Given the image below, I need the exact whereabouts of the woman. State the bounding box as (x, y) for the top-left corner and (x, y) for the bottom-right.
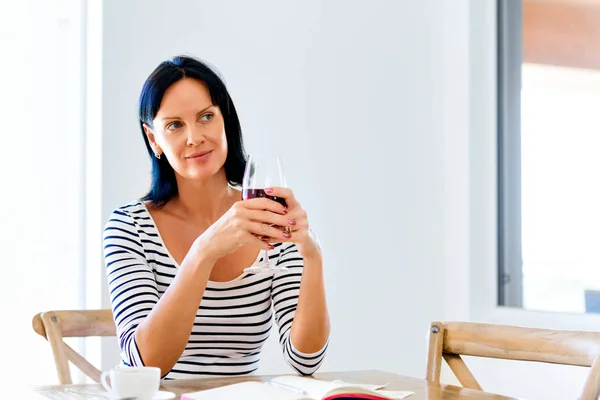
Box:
(103, 55), (330, 380)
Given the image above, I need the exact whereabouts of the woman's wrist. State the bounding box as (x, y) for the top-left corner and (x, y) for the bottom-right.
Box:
(301, 244), (322, 264)
(187, 237), (218, 272)
(298, 235), (322, 260)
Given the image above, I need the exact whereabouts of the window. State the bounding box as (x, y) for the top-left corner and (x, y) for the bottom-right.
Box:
(498, 0), (600, 313)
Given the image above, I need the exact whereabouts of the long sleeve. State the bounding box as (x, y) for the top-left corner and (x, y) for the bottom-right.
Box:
(103, 207), (159, 367)
(271, 243), (328, 375)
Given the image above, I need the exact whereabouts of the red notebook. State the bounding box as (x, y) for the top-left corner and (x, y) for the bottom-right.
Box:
(180, 376), (413, 400)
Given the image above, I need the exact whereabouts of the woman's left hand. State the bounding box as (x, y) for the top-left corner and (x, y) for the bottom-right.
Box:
(264, 187), (321, 259)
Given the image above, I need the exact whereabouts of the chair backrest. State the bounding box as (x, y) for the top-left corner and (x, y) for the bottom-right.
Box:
(425, 321), (600, 400)
(32, 309), (116, 384)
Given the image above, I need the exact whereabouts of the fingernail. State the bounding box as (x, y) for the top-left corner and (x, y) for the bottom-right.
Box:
(288, 219), (296, 226)
(268, 244), (275, 250)
(265, 188), (273, 194)
(282, 208), (288, 214)
(283, 232), (292, 239)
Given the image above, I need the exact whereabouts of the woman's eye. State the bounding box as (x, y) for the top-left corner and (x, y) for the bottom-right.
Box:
(200, 113), (214, 122)
(166, 122), (182, 130)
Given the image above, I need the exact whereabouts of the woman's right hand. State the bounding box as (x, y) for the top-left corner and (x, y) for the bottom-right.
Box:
(195, 198), (293, 262)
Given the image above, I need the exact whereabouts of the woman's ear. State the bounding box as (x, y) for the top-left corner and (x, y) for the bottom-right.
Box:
(143, 123), (163, 158)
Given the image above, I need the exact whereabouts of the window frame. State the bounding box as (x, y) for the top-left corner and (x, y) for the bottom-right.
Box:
(496, 0), (524, 308)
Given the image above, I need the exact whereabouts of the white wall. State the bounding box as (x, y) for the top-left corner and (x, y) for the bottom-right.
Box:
(0, 0), (86, 385)
(100, 0), (446, 378)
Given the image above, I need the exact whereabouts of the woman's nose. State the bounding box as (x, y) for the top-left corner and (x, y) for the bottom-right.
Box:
(186, 124), (206, 146)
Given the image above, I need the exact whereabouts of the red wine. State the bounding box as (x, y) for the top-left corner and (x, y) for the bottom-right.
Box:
(243, 188), (287, 207)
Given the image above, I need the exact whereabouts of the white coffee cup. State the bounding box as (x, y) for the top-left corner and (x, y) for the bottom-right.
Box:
(100, 366), (160, 400)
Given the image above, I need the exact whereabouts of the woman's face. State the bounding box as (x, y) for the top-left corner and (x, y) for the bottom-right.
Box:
(144, 78), (228, 182)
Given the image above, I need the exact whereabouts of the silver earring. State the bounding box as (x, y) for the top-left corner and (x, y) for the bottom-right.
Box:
(155, 152), (161, 160)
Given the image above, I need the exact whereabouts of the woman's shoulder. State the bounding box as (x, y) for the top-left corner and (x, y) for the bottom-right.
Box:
(107, 199), (148, 219)
(104, 199), (148, 230)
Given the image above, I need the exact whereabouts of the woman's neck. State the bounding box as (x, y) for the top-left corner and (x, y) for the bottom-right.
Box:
(171, 170), (239, 225)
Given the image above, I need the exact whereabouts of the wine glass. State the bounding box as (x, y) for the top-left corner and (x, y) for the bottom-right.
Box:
(242, 155), (289, 273)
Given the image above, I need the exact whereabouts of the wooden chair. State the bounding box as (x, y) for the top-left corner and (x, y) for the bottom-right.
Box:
(425, 321), (600, 400)
(32, 309), (116, 384)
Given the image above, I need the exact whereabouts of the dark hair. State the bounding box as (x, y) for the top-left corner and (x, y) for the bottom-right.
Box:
(138, 55), (246, 208)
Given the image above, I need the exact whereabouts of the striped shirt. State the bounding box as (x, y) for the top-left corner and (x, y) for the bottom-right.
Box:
(103, 200), (328, 379)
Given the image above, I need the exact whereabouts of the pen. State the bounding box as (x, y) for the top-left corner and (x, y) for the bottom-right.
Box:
(265, 380), (308, 395)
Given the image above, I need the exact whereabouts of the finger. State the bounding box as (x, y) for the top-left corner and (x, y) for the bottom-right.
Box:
(285, 219), (308, 233)
(245, 232), (275, 250)
(242, 197), (288, 214)
(280, 220), (309, 234)
(264, 187), (299, 208)
(247, 221), (292, 242)
(285, 208), (307, 223)
(283, 208), (308, 230)
(246, 209), (292, 228)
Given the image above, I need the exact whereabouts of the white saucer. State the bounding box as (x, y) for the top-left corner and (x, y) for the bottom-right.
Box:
(154, 391), (176, 400)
